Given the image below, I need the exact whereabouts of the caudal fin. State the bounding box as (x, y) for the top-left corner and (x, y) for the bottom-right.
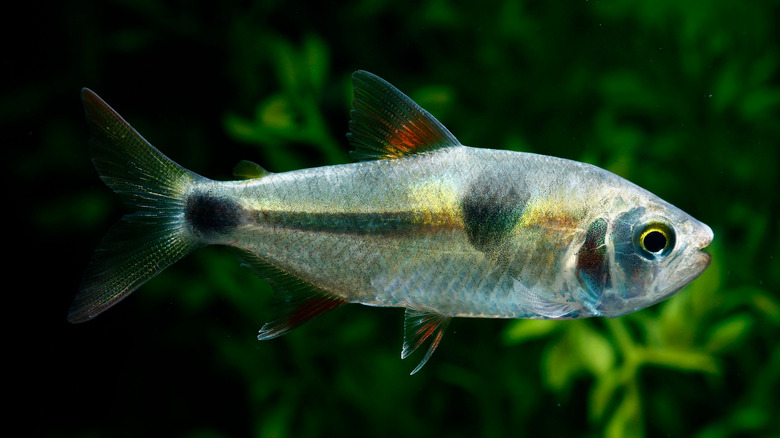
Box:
(69, 89), (204, 323)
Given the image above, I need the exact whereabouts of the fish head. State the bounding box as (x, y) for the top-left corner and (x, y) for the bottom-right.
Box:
(576, 192), (713, 318)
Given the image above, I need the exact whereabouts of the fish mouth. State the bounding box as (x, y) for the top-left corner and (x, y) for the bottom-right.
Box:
(659, 222), (713, 299)
(683, 223), (713, 285)
(696, 250), (712, 270)
(696, 223), (714, 264)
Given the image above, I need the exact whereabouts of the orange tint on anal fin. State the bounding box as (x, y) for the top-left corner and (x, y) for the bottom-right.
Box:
(347, 70), (461, 161)
(257, 293), (348, 341)
(235, 250), (349, 340)
(402, 308), (452, 375)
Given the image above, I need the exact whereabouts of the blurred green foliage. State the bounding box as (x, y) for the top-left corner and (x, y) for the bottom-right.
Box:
(9, 0), (780, 437)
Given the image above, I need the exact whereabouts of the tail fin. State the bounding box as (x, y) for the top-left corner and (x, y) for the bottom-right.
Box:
(69, 89), (204, 323)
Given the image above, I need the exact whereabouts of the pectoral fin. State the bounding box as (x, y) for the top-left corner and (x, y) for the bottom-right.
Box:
(402, 308), (451, 375)
(511, 277), (576, 319)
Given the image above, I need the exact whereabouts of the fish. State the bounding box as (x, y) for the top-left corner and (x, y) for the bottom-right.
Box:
(70, 70), (713, 374)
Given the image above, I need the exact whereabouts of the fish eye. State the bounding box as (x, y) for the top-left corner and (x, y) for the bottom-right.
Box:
(643, 230), (667, 253)
(635, 221), (676, 259)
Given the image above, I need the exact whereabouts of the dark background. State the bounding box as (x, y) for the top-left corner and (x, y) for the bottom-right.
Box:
(6, 1), (779, 437)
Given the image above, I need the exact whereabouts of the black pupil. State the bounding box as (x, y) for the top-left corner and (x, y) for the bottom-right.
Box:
(644, 231), (667, 253)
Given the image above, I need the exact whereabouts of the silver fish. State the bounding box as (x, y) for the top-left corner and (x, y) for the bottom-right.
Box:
(70, 71), (713, 374)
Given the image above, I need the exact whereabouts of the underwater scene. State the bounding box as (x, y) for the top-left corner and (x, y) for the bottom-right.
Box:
(9, 1), (779, 437)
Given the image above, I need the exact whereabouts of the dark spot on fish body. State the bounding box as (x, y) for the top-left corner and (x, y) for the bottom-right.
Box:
(461, 178), (528, 254)
(185, 192), (243, 237)
(576, 218), (611, 300)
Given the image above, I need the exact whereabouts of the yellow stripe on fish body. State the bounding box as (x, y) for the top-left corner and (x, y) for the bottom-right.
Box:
(72, 70), (713, 375)
(407, 176), (464, 229)
(512, 195), (590, 261)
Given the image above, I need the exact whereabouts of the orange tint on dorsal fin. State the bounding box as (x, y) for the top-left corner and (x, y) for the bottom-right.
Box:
(347, 70), (461, 161)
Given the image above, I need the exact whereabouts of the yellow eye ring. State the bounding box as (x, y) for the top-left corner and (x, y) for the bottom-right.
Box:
(635, 221), (676, 259)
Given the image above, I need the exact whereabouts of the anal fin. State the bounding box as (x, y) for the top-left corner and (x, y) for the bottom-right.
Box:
(235, 250), (348, 340)
(402, 308), (452, 375)
(257, 291), (347, 340)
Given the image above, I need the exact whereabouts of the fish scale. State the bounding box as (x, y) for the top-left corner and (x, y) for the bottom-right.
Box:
(70, 70), (713, 374)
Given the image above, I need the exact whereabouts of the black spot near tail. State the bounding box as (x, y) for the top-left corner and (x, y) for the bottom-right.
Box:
(185, 192), (242, 237)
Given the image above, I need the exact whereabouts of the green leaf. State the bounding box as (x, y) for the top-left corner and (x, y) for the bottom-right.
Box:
(605, 389), (643, 438)
(503, 319), (561, 344)
(572, 323), (616, 377)
(590, 373), (621, 422)
(740, 88), (780, 120)
(257, 94), (296, 131)
(641, 348), (719, 375)
(542, 334), (582, 391)
(704, 313), (753, 353)
(303, 34), (329, 94)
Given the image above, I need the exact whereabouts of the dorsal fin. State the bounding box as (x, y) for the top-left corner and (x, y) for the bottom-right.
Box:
(347, 70), (461, 161)
(402, 308), (452, 375)
(233, 160), (272, 180)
